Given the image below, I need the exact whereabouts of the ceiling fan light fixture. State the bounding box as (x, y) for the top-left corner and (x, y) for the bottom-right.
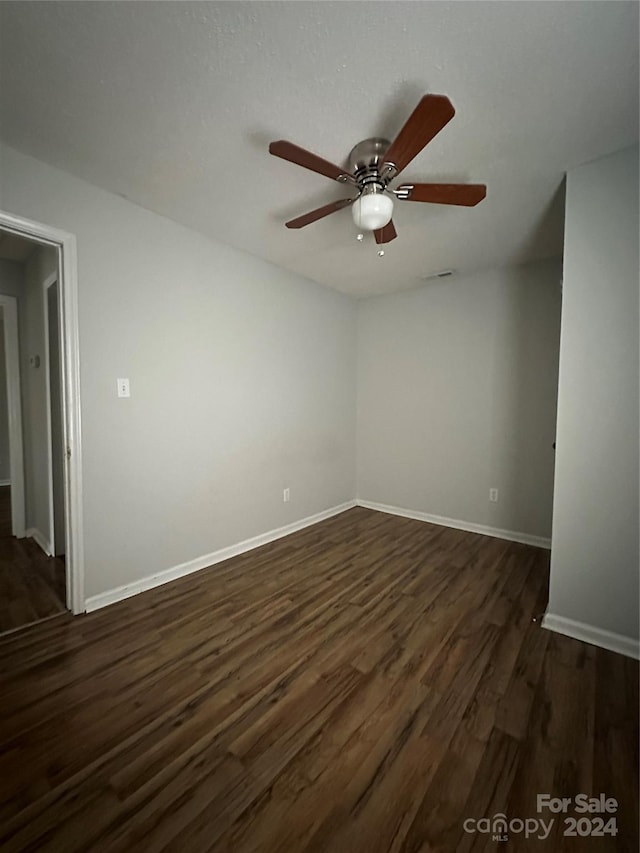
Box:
(352, 188), (394, 231)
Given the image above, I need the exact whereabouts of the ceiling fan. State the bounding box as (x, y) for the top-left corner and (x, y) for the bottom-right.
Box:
(269, 94), (486, 245)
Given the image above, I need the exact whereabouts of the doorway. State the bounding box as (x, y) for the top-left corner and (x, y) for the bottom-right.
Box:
(0, 242), (67, 631)
(0, 210), (84, 628)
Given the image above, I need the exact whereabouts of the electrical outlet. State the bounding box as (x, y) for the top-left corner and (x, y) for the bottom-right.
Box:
(489, 488), (499, 503)
(117, 378), (130, 398)
(283, 488), (290, 503)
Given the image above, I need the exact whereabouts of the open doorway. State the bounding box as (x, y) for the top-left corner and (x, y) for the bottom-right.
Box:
(0, 235), (66, 631)
(0, 213), (83, 632)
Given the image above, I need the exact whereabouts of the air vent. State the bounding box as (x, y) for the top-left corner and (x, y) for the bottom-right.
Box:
(423, 269), (456, 281)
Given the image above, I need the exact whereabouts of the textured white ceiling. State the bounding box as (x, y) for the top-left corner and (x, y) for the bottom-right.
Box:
(0, 1), (637, 296)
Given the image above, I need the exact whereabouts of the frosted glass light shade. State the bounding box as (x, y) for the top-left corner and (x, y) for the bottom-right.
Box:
(352, 192), (394, 231)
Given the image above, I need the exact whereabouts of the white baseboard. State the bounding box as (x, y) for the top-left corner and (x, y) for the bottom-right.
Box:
(85, 500), (357, 613)
(542, 612), (639, 660)
(0, 478), (11, 487)
(26, 527), (53, 557)
(356, 499), (551, 549)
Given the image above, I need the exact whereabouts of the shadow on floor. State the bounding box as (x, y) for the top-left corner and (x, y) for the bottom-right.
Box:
(0, 485), (66, 634)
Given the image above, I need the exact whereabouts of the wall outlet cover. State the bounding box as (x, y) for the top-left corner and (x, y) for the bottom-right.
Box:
(117, 378), (130, 398)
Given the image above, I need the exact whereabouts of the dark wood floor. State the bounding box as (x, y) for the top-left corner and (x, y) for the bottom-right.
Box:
(0, 507), (637, 852)
(0, 486), (66, 634)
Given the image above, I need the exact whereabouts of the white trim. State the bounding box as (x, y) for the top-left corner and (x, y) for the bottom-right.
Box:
(0, 479), (11, 487)
(0, 294), (25, 538)
(0, 210), (84, 614)
(26, 526), (53, 557)
(85, 501), (356, 612)
(42, 270), (57, 557)
(356, 499), (552, 549)
(542, 612), (640, 660)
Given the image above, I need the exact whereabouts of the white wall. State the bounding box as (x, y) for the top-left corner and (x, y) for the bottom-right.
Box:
(0, 309), (9, 482)
(357, 259), (562, 540)
(0, 260), (26, 486)
(548, 145), (639, 646)
(0, 144), (357, 599)
(0, 258), (23, 300)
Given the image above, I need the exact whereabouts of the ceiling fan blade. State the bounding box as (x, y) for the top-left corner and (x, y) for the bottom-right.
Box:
(374, 220), (397, 244)
(382, 95), (455, 177)
(397, 183), (487, 206)
(270, 140), (354, 183)
(285, 197), (355, 229)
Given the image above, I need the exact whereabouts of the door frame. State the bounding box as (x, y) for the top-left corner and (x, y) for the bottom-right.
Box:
(0, 209), (84, 614)
(42, 271), (58, 557)
(0, 294), (25, 539)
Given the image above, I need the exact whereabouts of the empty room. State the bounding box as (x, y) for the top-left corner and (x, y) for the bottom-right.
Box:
(0, 2), (637, 852)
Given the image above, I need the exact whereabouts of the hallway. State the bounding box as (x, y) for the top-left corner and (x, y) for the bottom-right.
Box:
(0, 485), (66, 634)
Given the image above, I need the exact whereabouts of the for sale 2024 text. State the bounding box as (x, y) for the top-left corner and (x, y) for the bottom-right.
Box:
(537, 793), (618, 840)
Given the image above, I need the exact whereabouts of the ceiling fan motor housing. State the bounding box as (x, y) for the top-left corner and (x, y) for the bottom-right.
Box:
(349, 137), (391, 194)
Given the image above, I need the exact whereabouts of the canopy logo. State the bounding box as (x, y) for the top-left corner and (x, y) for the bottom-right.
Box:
(463, 814), (553, 842)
